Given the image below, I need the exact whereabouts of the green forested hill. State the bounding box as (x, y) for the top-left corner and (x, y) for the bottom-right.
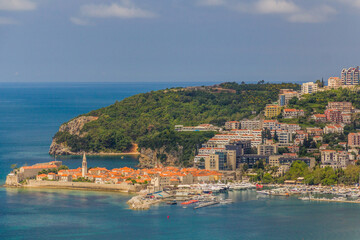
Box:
(278, 87), (360, 128)
(289, 87), (360, 113)
(52, 82), (299, 162)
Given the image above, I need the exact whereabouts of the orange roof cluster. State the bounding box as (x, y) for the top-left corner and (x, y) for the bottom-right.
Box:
(284, 108), (303, 112)
(263, 120), (278, 123)
(313, 114), (326, 117)
(35, 163), (222, 184)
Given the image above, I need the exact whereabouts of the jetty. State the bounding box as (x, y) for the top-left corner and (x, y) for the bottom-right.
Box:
(194, 201), (220, 209)
(308, 198), (360, 204)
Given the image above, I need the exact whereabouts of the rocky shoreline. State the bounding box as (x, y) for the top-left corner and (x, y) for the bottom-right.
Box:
(127, 195), (162, 210)
(49, 115), (183, 168)
(49, 115), (141, 156)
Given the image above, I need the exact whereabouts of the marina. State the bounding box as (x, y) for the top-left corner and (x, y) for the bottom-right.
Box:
(255, 185), (360, 205)
(127, 182), (360, 212)
(127, 182), (256, 210)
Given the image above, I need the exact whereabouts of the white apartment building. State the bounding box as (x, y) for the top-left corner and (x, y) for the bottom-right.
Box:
(323, 124), (344, 134)
(321, 150), (351, 169)
(301, 82), (318, 94)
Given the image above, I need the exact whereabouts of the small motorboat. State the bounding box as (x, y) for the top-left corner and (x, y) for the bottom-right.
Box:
(166, 200), (177, 205)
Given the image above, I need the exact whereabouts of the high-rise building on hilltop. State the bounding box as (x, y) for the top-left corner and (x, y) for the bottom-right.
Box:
(341, 66), (360, 85)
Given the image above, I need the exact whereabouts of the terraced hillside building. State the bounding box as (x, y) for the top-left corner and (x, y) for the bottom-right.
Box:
(240, 120), (262, 130)
(348, 132), (360, 147)
(225, 121), (240, 130)
(327, 102), (353, 113)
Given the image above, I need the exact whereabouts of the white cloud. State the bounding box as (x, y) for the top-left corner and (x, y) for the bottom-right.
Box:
(0, 16), (18, 24)
(70, 17), (90, 26)
(0, 0), (36, 11)
(197, 0), (336, 23)
(80, 3), (157, 19)
(287, 5), (336, 23)
(255, 0), (299, 14)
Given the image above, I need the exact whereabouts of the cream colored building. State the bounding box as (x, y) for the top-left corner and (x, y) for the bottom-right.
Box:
(205, 150), (236, 171)
(301, 82), (318, 94)
(269, 155), (282, 167)
(328, 77), (341, 89)
(205, 154), (220, 171)
(257, 144), (278, 156)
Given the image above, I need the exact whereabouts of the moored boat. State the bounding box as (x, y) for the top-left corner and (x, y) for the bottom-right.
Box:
(181, 200), (199, 205)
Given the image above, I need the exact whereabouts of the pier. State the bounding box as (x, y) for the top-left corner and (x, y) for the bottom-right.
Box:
(194, 201), (220, 209)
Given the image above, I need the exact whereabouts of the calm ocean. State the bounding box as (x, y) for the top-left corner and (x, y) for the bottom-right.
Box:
(1, 82), (360, 240)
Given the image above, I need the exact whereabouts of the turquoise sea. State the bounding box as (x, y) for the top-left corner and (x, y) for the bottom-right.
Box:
(1, 82), (360, 240)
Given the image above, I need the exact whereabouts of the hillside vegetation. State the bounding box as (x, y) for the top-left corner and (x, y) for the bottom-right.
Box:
(278, 87), (360, 128)
(289, 87), (360, 114)
(52, 82), (299, 164)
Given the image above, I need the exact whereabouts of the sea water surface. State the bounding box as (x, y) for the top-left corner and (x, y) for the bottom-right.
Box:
(1, 82), (360, 240)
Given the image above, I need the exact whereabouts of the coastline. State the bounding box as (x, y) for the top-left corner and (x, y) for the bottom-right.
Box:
(82, 152), (140, 156)
(2, 184), (135, 194)
(53, 151), (141, 156)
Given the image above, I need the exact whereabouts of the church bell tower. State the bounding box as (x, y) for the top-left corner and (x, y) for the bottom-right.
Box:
(82, 152), (87, 177)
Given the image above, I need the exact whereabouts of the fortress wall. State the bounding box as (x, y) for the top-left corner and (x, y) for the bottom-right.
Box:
(5, 174), (19, 186)
(27, 180), (144, 192)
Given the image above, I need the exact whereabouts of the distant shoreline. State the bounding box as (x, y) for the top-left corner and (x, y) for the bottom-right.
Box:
(84, 152), (140, 156)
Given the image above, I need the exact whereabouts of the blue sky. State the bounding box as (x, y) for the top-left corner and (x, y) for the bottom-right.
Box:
(0, 0), (360, 83)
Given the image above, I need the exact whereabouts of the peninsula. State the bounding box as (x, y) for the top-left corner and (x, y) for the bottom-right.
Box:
(49, 82), (299, 167)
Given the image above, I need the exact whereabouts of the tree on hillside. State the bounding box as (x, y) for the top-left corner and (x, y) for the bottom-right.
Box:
(274, 130), (279, 142)
(253, 159), (265, 170)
